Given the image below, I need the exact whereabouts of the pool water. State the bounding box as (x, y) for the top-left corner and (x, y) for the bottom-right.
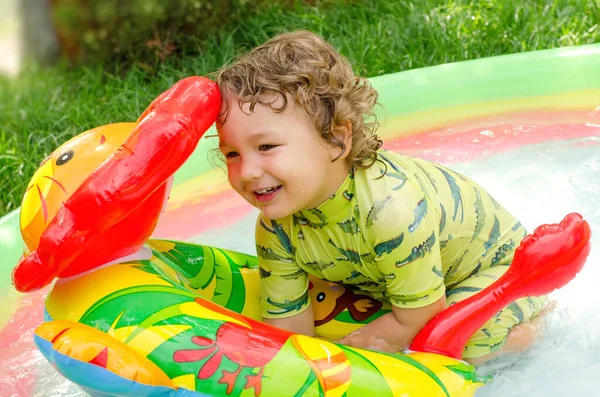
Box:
(2, 115), (599, 397)
(462, 137), (600, 397)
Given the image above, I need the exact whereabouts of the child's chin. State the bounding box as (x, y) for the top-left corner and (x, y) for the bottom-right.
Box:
(259, 205), (294, 220)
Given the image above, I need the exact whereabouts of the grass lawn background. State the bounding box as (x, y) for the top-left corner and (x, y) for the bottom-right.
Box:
(0, 0), (598, 216)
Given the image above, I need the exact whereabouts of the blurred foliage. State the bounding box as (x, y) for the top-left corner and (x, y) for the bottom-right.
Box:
(3, 0), (599, 215)
(50, 0), (325, 67)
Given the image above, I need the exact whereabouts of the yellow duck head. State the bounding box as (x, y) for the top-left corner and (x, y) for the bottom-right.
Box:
(20, 123), (138, 254)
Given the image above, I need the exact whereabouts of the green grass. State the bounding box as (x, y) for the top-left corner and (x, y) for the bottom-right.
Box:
(1, 0), (599, 216)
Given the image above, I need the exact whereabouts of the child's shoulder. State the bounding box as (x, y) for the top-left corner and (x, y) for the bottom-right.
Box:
(358, 149), (479, 197)
(354, 150), (430, 195)
(353, 151), (430, 219)
(358, 150), (435, 177)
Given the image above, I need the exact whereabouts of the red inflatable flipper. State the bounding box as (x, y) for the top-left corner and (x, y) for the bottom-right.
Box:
(410, 212), (592, 359)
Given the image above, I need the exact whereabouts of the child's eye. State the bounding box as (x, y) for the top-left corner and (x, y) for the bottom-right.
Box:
(259, 144), (278, 151)
(224, 151), (239, 159)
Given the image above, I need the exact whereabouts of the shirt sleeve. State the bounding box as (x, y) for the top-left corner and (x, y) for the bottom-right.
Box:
(255, 214), (311, 319)
(366, 179), (445, 309)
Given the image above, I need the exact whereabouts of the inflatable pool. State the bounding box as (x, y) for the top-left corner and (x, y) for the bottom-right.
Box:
(1, 43), (599, 396)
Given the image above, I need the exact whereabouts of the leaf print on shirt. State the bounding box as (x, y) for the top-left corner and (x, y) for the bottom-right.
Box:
(525, 297), (540, 312)
(490, 193), (501, 210)
(328, 239), (373, 265)
(472, 187), (486, 242)
(383, 272), (396, 280)
(343, 190), (354, 201)
(408, 198), (428, 232)
(260, 219), (296, 255)
(266, 293), (309, 315)
(512, 221), (527, 237)
(259, 268), (272, 279)
(391, 281), (444, 305)
(257, 245), (293, 263)
(395, 231), (437, 268)
(338, 218), (360, 234)
(379, 153), (408, 191)
(445, 286), (482, 298)
(440, 234), (453, 249)
(445, 249), (470, 280)
(435, 165), (464, 223)
(373, 233), (405, 256)
(507, 302), (524, 322)
(294, 209), (328, 229)
(483, 215), (501, 254)
(345, 270), (364, 282)
(355, 280), (382, 289)
(461, 261), (482, 281)
(439, 204), (447, 232)
(365, 195), (393, 227)
(490, 239), (516, 267)
(307, 208), (329, 227)
(413, 161), (439, 193)
(303, 260), (335, 271)
(281, 268), (306, 280)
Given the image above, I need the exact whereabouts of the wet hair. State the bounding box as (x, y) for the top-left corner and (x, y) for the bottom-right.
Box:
(215, 30), (382, 168)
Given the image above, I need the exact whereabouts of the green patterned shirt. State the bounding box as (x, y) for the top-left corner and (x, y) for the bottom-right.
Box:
(256, 150), (525, 319)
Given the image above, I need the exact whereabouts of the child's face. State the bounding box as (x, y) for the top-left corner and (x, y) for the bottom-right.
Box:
(217, 91), (349, 219)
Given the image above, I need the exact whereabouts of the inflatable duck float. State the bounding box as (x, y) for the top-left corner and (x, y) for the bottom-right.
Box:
(11, 76), (592, 397)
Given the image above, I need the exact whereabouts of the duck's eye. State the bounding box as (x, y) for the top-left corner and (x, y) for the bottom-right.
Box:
(56, 150), (74, 166)
(316, 292), (326, 302)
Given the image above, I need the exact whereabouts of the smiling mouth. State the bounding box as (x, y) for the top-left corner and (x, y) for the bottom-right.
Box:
(253, 185), (282, 203)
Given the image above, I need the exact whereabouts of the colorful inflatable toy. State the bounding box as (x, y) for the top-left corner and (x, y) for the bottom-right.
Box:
(12, 76), (221, 293)
(11, 76), (592, 397)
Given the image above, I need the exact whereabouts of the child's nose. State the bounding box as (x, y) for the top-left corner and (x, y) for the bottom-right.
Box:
(240, 158), (264, 181)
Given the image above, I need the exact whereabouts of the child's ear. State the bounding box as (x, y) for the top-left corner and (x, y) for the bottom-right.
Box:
(330, 122), (352, 161)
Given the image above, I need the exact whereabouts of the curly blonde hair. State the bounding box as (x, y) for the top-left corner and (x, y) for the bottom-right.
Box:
(216, 30), (382, 168)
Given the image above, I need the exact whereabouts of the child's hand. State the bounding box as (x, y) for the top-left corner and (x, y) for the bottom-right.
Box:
(338, 331), (400, 353)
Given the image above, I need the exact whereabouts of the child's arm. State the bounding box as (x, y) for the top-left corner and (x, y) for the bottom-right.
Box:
(347, 179), (447, 352)
(256, 215), (316, 336)
(264, 309), (316, 336)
